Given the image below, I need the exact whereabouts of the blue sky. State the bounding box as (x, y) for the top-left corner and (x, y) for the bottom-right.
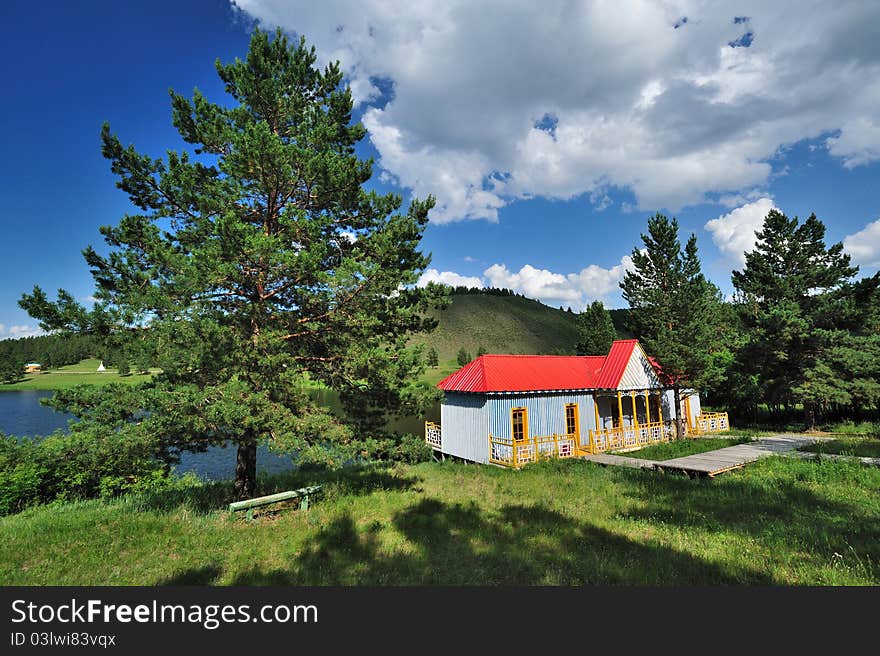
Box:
(2, 1), (879, 338)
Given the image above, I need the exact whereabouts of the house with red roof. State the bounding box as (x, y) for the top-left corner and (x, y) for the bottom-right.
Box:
(425, 339), (725, 468)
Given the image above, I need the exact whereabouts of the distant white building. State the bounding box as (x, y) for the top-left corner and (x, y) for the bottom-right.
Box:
(97, 361), (106, 372)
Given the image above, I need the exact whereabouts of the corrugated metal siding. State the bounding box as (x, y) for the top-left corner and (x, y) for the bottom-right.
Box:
(688, 394), (701, 421)
(617, 346), (661, 391)
(440, 393), (490, 464)
(665, 390), (678, 419)
(488, 392), (596, 447)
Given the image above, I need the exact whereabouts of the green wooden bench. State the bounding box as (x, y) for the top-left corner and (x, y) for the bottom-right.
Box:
(228, 485), (322, 521)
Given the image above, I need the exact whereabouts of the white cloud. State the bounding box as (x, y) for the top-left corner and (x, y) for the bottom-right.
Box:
(233, 1), (880, 222)
(483, 255), (633, 309)
(0, 324), (44, 340)
(844, 218), (880, 268)
(417, 268), (484, 289)
(704, 197), (776, 266)
(826, 118), (880, 169)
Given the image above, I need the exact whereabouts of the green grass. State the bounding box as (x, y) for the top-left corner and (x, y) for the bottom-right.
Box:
(1, 456), (878, 585)
(0, 358), (155, 391)
(799, 438), (880, 459)
(822, 421), (880, 437)
(613, 436), (753, 461)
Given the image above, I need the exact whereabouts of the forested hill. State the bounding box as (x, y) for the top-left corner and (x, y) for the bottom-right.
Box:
(415, 292), (632, 364)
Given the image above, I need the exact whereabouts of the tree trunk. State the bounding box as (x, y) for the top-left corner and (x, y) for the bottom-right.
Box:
(234, 434), (257, 500)
(804, 405), (816, 432)
(673, 385), (683, 440)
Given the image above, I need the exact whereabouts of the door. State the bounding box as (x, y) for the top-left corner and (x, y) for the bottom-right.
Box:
(564, 403), (580, 451)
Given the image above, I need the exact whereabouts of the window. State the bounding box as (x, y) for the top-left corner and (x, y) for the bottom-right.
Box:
(511, 408), (527, 443)
(565, 403), (579, 437)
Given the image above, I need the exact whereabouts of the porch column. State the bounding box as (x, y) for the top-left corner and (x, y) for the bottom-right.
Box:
(616, 391), (624, 428)
(630, 391), (638, 429)
(593, 395), (601, 430)
(657, 393), (664, 424)
(644, 390), (651, 424)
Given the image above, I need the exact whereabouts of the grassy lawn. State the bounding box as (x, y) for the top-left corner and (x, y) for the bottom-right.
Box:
(613, 436), (754, 461)
(799, 438), (880, 459)
(1, 456), (878, 585)
(0, 358), (156, 391)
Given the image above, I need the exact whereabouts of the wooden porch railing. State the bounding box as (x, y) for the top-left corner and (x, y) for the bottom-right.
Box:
(587, 420), (675, 454)
(425, 421), (442, 449)
(488, 432), (579, 468)
(691, 412), (730, 435)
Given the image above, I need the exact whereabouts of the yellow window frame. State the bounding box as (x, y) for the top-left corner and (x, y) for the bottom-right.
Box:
(511, 407), (528, 443)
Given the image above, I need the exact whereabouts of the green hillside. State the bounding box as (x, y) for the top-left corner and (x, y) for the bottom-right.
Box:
(417, 294), (579, 362)
(414, 293), (632, 384)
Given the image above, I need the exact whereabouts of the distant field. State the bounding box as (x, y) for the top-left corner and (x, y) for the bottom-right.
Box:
(0, 358), (156, 391)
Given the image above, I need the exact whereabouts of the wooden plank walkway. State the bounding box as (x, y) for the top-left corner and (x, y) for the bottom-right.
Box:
(581, 453), (659, 470)
(583, 434), (830, 477)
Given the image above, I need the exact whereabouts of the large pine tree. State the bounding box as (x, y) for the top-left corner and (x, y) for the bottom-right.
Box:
(20, 29), (447, 498)
(731, 209), (876, 426)
(620, 213), (721, 437)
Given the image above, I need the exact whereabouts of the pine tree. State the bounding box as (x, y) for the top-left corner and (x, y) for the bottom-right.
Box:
(575, 300), (616, 355)
(477, 345), (488, 357)
(20, 29), (447, 498)
(426, 346), (439, 368)
(457, 348), (472, 367)
(620, 213), (721, 438)
(731, 209), (871, 427)
(0, 359), (23, 384)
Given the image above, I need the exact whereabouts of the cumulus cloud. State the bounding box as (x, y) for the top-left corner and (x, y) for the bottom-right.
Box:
(417, 268), (484, 289)
(232, 1), (880, 222)
(483, 255), (633, 309)
(0, 324), (44, 340)
(704, 197), (776, 266)
(844, 218), (880, 268)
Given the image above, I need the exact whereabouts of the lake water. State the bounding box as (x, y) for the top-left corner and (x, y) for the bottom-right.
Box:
(0, 389), (439, 481)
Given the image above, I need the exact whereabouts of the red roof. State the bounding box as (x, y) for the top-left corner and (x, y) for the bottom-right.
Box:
(437, 339), (659, 393)
(437, 354), (606, 393)
(593, 339), (638, 389)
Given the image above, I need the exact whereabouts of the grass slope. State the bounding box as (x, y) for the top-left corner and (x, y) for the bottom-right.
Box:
(2, 457), (878, 585)
(418, 294), (582, 363)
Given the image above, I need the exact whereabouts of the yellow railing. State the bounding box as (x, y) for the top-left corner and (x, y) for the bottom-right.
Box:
(425, 421), (442, 449)
(587, 420), (675, 454)
(691, 412), (730, 435)
(488, 433), (579, 468)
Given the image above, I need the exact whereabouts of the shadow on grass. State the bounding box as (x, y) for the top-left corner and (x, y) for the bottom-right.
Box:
(221, 497), (773, 585)
(160, 565), (223, 585)
(131, 462), (422, 515)
(617, 463), (880, 573)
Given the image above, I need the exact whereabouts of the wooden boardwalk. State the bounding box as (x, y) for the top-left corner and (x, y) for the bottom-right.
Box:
(583, 434), (829, 477)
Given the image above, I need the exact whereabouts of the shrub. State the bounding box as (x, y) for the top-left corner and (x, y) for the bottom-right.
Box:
(0, 427), (172, 515)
